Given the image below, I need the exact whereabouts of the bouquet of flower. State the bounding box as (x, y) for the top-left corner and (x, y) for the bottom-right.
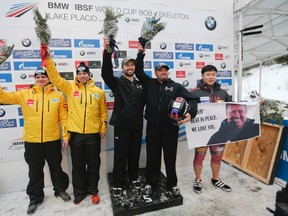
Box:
(99, 7), (123, 53)
(247, 90), (288, 125)
(33, 7), (51, 67)
(0, 39), (14, 65)
(138, 13), (166, 47)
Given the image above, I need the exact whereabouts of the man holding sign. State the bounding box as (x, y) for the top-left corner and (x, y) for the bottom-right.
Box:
(190, 65), (232, 194)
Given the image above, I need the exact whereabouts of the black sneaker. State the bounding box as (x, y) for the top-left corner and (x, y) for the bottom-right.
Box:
(27, 203), (41, 215)
(112, 187), (123, 197)
(55, 191), (71, 201)
(193, 179), (202, 194)
(171, 186), (181, 196)
(211, 179), (232, 192)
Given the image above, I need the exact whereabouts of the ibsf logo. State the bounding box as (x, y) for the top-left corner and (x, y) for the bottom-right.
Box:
(205, 16), (217, 31)
(6, 2), (38, 17)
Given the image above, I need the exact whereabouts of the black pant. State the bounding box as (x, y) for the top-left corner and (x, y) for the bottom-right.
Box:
(145, 123), (179, 190)
(113, 126), (142, 187)
(24, 140), (69, 205)
(69, 132), (101, 202)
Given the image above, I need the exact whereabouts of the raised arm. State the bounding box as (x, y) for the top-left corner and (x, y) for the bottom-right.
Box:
(101, 37), (117, 91)
(45, 49), (70, 95)
(0, 86), (22, 105)
(134, 44), (149, 84)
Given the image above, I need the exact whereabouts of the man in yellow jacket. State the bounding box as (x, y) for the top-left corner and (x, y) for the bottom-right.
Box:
(0, 69), (70, 215)
(45, 51), (108, 205)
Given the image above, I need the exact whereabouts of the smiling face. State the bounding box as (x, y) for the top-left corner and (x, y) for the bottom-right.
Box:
(35, 75), (50, 86)
(202, 70), (217, 86)
(122, 60), (135, 77)
(155, 67), (169, 83)
(226, 104), (248, 128)
(77, 71), (90, 84)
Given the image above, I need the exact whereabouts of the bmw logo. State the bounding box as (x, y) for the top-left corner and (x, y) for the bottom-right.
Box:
(182, 80), (189, 87)
(160, 42), (167, 50)
(205, 16), (217, 31)
(80, 51), (85, 56)
(220, 62), (226, 69)
(22, 38), (31, 47)
(125, 17), (130, 22)
(20, 73), (27, 79)
(199, 53), (203, 58)
(218, 45), (222, 50)
(109, 92), (114, 97)
(179, 62), (183, 67)
(0, 108), (6, 117)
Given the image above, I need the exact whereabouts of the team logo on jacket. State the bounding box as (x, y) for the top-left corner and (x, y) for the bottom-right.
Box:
(51, 98), (60, 102)
(26, 99), (34, 106)
(73, 90), (80, 98)
(94, 93), (100, 98)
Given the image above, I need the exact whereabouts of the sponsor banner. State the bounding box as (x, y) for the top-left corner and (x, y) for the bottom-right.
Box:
(74, 39), (100, 48)
(196, 44), (213, 52)
(15, 84), (32, 91)
(128, 40), (151, 49)
(0, 62), (11, 71)
(13, 62), (42, 71)
(217, 78), (232, 85)
(215, 53), (224, 60)
(118, 51), (128, 58)
(196, 62), (205, 69)
(50, 38), (72, 47)
(50, 50), (73, 59)
(113, 71), (122, 78)
(106, 102), (114, 110)
(175, 43), (194, 50)
(12, 50), (40, 59)
(59, 72), (74, 80)
(88, 61), (101, 69)
(175, 52), (194, 60)
(144, 71), (152, 77)
(0, 74), (12, 83)
(95, 81), (102, 89)
(17, 107), (22, 116)
(153, 52), (174, 59)
(76, 50), (98, 59)
(197, 53), (212, 60)
(19, 118), (24, 127)
(144, 61), (152, 69)
(176, 70), (186, 78)
(186, 102), (260, 149)
(0, 119), (17, 129)
(217, 70), (232, 77)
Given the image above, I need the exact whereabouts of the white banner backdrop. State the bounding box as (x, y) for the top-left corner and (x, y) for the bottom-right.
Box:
(0, 0), (233, 162)
(185, 102), (261, 149)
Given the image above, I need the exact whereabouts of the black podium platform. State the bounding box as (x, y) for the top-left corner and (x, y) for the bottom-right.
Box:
(107, 168), (183, 216)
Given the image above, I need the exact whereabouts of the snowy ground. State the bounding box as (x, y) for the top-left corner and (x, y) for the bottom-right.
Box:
(0, 154), (281, 216)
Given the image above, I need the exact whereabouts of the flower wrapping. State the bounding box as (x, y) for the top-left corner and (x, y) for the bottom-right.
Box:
(0, 39), (14, 65)
(139, 13), (166, 47)
(33, 7), (51, 67)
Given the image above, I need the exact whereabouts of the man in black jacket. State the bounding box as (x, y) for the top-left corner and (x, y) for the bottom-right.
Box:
(101, 37), (146, 197)
(208, 103), (260, 145)
(135, 45), (198, 196)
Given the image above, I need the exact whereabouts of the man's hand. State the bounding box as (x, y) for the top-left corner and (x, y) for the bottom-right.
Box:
(178, 113), (191, 125)
(100, 133), (105, 139)
(103, 36), (109, 50)
(62, 140), (69, 149)
(138, 44), (146, 53)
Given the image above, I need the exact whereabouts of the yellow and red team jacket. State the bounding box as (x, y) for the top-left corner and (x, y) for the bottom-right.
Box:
(0, 84), (69, 143)
(46, 57), (108, 135)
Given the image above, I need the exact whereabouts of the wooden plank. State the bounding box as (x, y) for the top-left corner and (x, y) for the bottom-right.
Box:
(222, 140), (248, 166)
(222, 123), (284, 184)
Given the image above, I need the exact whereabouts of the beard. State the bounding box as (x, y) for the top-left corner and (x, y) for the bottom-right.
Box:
(124, 70), (134, 77)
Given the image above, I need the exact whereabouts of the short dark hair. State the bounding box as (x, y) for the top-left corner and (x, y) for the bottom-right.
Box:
(226, 103), (247, 111)
(201, 65), (217, 74)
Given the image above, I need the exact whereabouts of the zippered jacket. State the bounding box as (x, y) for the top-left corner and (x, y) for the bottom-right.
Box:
(135, 52), (198, 128)
(101, 50), (145, 130)
(0, 84), (69, 142)
(190, 79), (232, 103)
(46, 57), (108, 134)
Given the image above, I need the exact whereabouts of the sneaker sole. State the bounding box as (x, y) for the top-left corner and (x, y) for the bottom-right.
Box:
(211, 183), (232, 192)
(193, 188), (202, 194)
